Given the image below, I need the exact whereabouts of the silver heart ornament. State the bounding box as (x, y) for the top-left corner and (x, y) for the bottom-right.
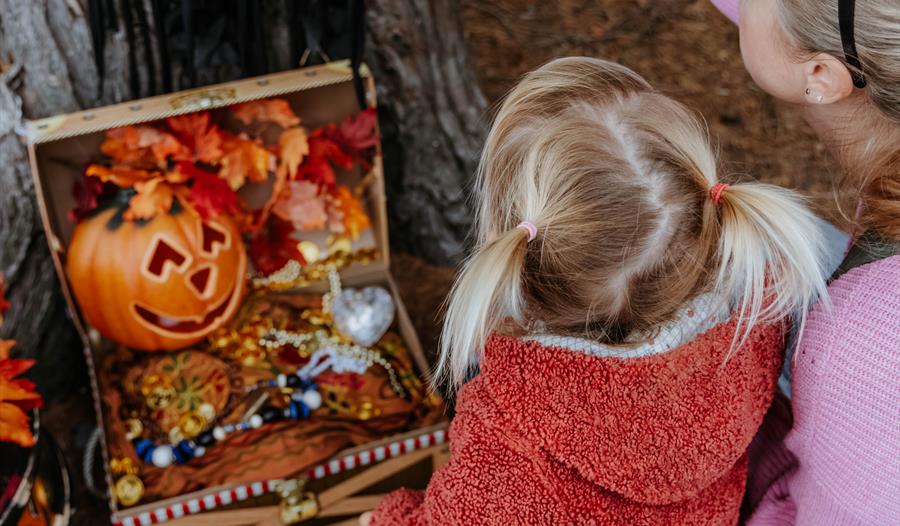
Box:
(331, 286), (396, 347)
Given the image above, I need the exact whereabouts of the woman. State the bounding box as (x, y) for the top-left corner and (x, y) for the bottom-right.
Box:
(711, 1), (900, 524)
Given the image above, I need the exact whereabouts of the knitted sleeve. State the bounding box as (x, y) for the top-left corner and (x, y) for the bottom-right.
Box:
(749, 257), (900, 525)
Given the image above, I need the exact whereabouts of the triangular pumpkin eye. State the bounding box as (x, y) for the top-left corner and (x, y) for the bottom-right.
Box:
(201, 222), (228, 254)
(147, 239), (187, 277)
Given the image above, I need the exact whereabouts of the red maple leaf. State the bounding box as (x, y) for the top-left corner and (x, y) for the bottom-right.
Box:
(296, 129), (354, 188)
(334, 108), (379, 153)
(249, 216), (305, 276)
(182, 162), (241, 220)
(68, 171), (117, 223)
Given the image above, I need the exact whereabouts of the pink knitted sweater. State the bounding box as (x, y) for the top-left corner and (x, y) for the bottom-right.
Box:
(747, 256), (900, 525)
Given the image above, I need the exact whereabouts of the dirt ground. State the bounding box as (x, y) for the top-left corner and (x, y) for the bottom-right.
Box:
(462, 0), (842, 208)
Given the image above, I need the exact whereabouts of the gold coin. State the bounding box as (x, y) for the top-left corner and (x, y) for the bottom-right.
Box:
(145, 385), (176, 410)
(178, 412), (207, 438)
(357, 401), (381, 421)
(115, 474), (145, 507)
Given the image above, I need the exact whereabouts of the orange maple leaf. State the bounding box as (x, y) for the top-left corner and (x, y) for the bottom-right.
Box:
(219, 133), (274, 190)
(327, 185), (370, 239)
(278, 127), (309, 180)
(0, 339), (14, 361)
(101, 125), (189, 167)
(123, 178), (176, 221)
(86, 164), (163, 188)
(0, 338), (41, 448)
(166, 113), (224, 164)
(231, 99), (300, 129)
(0, 401), (35, 447)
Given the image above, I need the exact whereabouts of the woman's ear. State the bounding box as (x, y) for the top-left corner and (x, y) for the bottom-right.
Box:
(803, 53), (856, 105)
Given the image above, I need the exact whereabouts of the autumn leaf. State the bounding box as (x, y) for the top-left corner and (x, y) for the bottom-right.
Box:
(326, 185), (370, 239)
(335, 108), (379, 152)
(249, 215), (306, 276)
(231, 99), (300, 129)
(123, 178), (176, 221)
(101, 125), (189, 167)
(166, 112), (224, 164)
(186, 163), (242, 220)
(0, 338), (42, 448)
(296, 130), (354, 188)
(277, 127), (309, 180)
(0, 402), (35, 447)
(86, 164), (165, 188)
(219, 132), (274, 190)
(272, 180), (328, 231)
(69, 170), (118, 222)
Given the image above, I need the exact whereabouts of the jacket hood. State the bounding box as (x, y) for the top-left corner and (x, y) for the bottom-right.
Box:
(472, 319), (783, 505)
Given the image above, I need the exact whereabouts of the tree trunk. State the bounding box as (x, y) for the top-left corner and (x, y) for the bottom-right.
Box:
(367, 0), (488, 262)
(0, 0), (484, 400)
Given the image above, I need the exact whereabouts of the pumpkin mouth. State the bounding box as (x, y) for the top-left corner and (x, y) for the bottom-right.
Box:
(133, 286), (235, 335)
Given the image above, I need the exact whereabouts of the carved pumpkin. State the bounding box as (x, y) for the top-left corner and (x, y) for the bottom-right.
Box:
(66, 203), (246, 351)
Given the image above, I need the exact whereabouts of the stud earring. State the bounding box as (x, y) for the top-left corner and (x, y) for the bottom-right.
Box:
(816, 95), (824, 103)
(805, 88), (811, 95)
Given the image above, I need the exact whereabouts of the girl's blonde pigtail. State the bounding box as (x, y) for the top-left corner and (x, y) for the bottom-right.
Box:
(435, 226), (531, 388)
(712, 182), (831, 350)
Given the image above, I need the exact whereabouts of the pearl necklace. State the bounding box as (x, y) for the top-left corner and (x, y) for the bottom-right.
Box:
(260, 329), (405, 397)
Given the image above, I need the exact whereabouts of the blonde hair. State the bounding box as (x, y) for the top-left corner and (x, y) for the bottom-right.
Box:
(777, 0), (900, 239)
(436, 57), (830, 388)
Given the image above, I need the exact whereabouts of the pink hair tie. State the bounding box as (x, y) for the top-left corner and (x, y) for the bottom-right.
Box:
(516, 221), (538, 242)
(710, 183), (729, 206)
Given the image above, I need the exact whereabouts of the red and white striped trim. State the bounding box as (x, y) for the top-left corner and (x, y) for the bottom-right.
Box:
(111, 427), (447, 526)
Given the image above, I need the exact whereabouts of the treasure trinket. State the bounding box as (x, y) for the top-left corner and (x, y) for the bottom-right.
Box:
(278, 478), (319, 524)
(323, 267), (395, 347)
(330, 286), (395, 347)
(65, 203), (247, 351)
(115, 474), (145, 507)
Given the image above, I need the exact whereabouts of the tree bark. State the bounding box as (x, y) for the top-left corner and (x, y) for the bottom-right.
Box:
(0, 0), (485, 400)
(368, 0), (487, 262)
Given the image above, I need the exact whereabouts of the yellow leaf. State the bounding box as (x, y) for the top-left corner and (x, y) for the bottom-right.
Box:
(278, 127), (309, 180)
(123, 178), (175, 221)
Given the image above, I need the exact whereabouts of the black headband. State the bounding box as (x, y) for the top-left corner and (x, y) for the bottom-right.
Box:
(838, 0), (868, 88)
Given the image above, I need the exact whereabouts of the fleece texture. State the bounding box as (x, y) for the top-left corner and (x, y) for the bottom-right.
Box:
(371, 319), (784, 525)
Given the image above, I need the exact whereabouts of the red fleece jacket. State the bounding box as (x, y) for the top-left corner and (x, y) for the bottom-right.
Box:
(371, 320), (784, 525)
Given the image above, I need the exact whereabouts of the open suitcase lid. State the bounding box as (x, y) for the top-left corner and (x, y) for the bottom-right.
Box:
(26, 60), (392, 348)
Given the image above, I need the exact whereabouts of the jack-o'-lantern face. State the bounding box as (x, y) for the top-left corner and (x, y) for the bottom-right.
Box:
(66, 204), (246, 351)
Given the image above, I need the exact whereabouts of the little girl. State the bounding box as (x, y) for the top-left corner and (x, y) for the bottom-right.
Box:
(365, 57), (829, 525)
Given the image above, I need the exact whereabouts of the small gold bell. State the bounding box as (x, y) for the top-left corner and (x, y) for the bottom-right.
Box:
(278, 478), (319, 524)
